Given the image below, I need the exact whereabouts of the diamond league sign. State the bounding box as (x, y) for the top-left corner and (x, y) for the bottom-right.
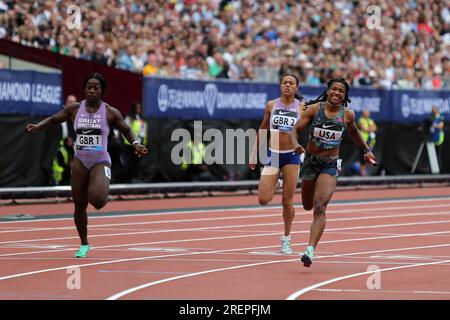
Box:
(157, 83), (221, 117)
(144, 77), (450, 122)
(146, 77), (271, 120)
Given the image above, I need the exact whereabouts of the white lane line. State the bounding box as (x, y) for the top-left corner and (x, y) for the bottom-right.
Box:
(1, 220), (450, 258)
(1, 210), (450, 246)
(312, 260), (450, 266)
(105, 260), (292, 300)
(105, 243), (450, 300)
(7, 257), (440, 267)
(286, 259), (450, 300)
(2, 196), (450, 224)
(312, 288), (450, 295)
(1, 229), (450, 288)
(2, 202), (450, 234)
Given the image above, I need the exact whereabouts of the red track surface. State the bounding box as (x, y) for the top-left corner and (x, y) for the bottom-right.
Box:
(1, 187), (450, 300)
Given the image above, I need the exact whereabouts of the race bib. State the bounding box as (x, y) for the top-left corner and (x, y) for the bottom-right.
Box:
(313, 127), (342, 143)
(337, 159), (342, 173)
(271, 109), (297, 132)
(104, 166), (111, 180)
(76, 128), (103, 151)
(300, 152), (305, 163)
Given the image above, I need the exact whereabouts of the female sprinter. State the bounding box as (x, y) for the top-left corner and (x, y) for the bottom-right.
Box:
(250, 74), (306, 254)
(26, 73), (148, 258)
(289, 78), (376, 267)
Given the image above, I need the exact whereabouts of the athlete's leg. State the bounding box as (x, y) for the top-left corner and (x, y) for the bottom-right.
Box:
(71, 158), (89, 245)
(300, 173), (337, 266)
(308, 173), (336, 248)
(278, 164), (299, 254)
(299, 154), (317, 211)
(257, 166), (280, 205)
(88, 163), (111, 210)
(281, 164), (300, 236)
(301, 179), (315, 211)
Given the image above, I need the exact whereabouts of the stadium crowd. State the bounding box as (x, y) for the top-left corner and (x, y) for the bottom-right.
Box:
(0, 0), (449, 88)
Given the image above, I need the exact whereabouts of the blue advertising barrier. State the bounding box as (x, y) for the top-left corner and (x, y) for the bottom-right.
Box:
(144, 77), (450, 123)
(392, 89), (450, 123)
(0, 69), (62, 116)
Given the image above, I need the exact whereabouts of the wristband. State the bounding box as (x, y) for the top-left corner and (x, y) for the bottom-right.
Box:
(364, 147), (372, 153)
(132, 141), (140, 146)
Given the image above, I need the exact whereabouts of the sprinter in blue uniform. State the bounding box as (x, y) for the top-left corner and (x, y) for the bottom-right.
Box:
(250, 74), (305, 254)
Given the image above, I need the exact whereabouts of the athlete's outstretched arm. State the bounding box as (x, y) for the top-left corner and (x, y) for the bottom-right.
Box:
(345, 109), (376, 164)
(26, 103), (77, 132)
(110, 107), (148, 156)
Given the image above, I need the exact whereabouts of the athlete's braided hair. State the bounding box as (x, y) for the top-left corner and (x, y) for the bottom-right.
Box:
(280, 73), (303, 101)
(304, 78), (351, 108)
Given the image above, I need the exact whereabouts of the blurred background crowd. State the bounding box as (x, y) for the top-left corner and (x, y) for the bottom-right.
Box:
(1, 0), (449, 89)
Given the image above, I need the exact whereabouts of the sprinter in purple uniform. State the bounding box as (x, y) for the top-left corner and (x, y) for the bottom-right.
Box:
(26, 73), (148, 258)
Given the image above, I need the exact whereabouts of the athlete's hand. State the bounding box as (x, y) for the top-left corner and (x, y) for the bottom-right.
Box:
(364, 150), (377, 167)
(249, 151), (258, 170)
(293, 143), (305, 155)
(133, 143), (148, 157)
(25, 124), (38, 133)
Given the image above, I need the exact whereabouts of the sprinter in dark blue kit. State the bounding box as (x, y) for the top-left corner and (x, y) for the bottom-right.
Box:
(290, 78), (377, 267)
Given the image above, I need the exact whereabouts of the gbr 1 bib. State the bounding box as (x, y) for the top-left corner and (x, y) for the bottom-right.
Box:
(76, 128), (103, 151)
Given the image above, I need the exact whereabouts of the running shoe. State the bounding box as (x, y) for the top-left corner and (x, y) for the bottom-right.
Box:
(280, 236), (292, 254)
(300, 253), (312, 267)
(301, 246), (314, 267)
(75, 245), (91, 258)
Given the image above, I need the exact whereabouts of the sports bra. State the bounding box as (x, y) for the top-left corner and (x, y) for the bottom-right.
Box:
(269, 98), (301, 133)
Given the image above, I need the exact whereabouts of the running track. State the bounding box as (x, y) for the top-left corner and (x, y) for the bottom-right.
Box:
(0, 187), (450, 300)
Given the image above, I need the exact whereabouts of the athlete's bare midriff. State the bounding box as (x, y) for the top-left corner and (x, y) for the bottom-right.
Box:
(270, 131), (296, 151)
